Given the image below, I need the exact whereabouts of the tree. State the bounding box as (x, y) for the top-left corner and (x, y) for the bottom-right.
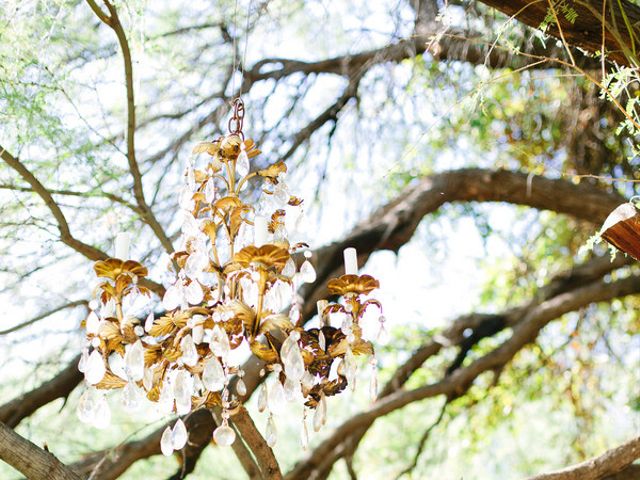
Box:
(0, 0), (639, 479)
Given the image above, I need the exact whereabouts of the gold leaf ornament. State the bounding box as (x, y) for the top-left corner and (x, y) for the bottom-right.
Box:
(327, 274), (380, 296)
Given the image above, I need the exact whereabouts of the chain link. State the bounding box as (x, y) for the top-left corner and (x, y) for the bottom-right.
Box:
(227, 97), (245, 139)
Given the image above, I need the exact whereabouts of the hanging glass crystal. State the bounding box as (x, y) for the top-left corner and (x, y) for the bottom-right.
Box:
(124, 340), (145, 381)
(258, 383), (268, 413)
(299, 260), (316, 283)
(210, 325), (231, 360)
(202, 356), (226, 391)
(85, 350), (106, 385)
(301, 413), (309, 450)
(268, 374), (286, 415)
(266, 415), (277, 447)
(236, 150), (250, 177)
(161, 426), (174, 456)
(171, 419), (188, 450)
(213, 422), (236, 446)
(313, 392), (327, 432)
(369, 356), (378, 401)
(179, 334), (199, 367)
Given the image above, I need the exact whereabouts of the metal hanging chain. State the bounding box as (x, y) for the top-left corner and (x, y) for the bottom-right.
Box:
(228, 97), (245, 139)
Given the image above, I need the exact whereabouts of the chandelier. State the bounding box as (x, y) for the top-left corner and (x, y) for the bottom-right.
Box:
(77, 98), (385, 453)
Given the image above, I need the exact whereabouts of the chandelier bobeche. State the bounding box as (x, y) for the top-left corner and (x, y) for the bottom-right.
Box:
(77, 99), (385, 452)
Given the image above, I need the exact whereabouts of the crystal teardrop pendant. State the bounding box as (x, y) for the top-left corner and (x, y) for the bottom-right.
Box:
(124, 340), (145, 381)
(266, 415), (277, 447)
(236, 150), (250, 177)
(282, 331), (305, 381)
(161, 426), (174, 456)
(268, 378), (286, 415)
(369, 357), (378, 402)
(202, 356), (226, 391)
(258, 383), (268, 413)
(77, 388), (97, 424)
(343, 346), (357, 391)
(284, 376), (301, 402)
(301, 414), (309, 450)
(313, 392), (327, 432)
(185, 280), (204, 305)
(85, 350), (106, 385)
(213, 423), (236, 446)
(377, 315), (390, 344)
(171, 419), (188, 450)
(86, 311), (100, 334)
(236, 378), (247, 396)
(93, 394), (111, 429)
(299, 260), (316, 283)
(210, 325), (231, 360)
(78, 348), (89, 373)
(122, 381), (143, 412)
(282, 258), (296, 277)
(173, 370), (192, 415)
(162, 284), (182, 311)
(179, 334), (199, 367)
(144, 311), (154, 332)
(318, 330), (326, 351)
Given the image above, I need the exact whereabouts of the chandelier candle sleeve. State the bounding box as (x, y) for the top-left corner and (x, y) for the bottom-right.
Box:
(115, 232), (131, 259)
(254, 215), (269, 246)
(344, 247), (358, 275)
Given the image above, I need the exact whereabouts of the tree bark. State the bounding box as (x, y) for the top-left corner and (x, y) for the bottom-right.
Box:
(479, 0), (640, 66)
(0, 422), (81, 480)
(0, 355), (82, 428)
(526, 435), (640, 480)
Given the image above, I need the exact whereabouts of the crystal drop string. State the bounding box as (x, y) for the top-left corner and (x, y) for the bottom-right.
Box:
(369, 356), (378, 402)
(377, 314), (389, 344)
(301, 410), (309, 450)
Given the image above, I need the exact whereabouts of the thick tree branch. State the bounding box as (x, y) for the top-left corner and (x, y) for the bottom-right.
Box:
(526, 435), (640, 480)
(298, 168), (624, 324)
(0, 355), (83, 428)
(479, 0), (640, 66)
(0, 421), (82, 480)
(232, 407), (283, 480)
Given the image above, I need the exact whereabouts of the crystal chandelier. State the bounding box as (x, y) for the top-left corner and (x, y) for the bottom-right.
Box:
(77, 98), (385, 452)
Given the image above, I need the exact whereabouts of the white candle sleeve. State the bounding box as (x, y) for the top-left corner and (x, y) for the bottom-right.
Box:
(343, 247), (358, 275)
(254, 216), (269, 246)
(115, 232), (131, 259)
(316, 300), (328, 318)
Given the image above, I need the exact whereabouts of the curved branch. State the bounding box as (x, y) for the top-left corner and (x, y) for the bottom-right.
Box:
(0, 355), (83, 428)
(232, 407), (283, 479)
(0, 421), (81, 480)
(525, 435), (640, 480)
(0, 300), (87, 336)
(86, 0), (175, 257)
(0, 146), (165, 296)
